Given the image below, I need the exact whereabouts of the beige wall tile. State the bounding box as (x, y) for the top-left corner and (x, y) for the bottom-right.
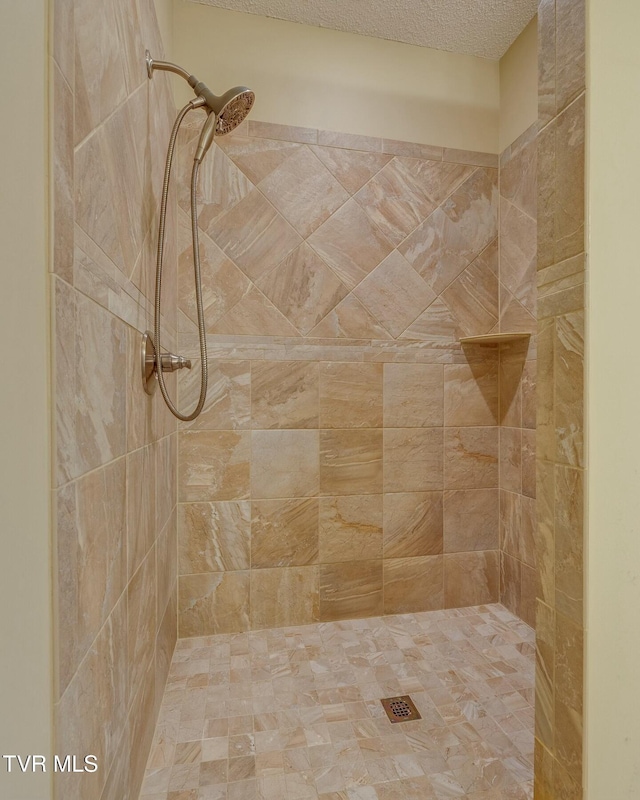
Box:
(128, 547), (157, 707)
(320, 429), (383, 496)
(555, 311), (584, 469)
(319, 495), (383, 563)
(522, 429), (536, 498)
(444, 551), (499, 608)
(251, 361), (319, 429)
(178, 431), (251, 502)
(444, 362), (499, 426)
(383, 428), (443, 493)
(128, 444), (157, 577)
(500, 489), (521, 560)
(383, 364), (444, 428)
(178, 502), (251, 575)
(319, 561), (383, 621)
(310, 146), (392, 194)
(444, 489), (499, 552)
(501, 551), (520, 617)
(252, 430), (320, 499)
(383, 557), (444, 614)
(441, 240), (499, 337)
(556, 0), (586, 114)
(538, 0), (557, 127)
(251, 498), (319, 568)
(219, 135), (303, 184)
(444, 427), (499, 489)
(250, 567), (320, 629)
(319, 362), (383, 428)
(535, 600), (555, 750)
(182, 361), (251, 431)
(554, 466), (583, 625)
(317, 129), (382, 152)
(179, 572), (250, 637)
(500, 427), (522, 494)
(383, 491), (443, 558)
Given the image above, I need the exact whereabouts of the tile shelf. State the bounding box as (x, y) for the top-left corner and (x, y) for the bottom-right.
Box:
(459, 332), (531, 346)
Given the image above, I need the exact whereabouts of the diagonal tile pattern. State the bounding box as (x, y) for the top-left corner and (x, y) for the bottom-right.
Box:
(141, 604), (534, 800)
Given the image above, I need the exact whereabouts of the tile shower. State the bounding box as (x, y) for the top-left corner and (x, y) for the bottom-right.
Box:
(48, 1), (547, 799)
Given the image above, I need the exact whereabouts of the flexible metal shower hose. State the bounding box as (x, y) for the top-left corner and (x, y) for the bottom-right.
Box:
(154, 101), (208, 421)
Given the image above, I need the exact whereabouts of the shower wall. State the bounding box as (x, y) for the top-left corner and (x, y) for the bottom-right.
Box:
(498, 123), (538, 628)
(535, 0), (586, 796)
(51, 1), (179, 799)
(176, 119), (505, 636)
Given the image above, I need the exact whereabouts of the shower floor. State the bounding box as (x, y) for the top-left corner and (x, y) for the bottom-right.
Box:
(140, 605), (534, 800)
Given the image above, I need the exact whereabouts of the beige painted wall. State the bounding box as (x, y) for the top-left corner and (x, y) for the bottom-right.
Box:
(172, 1), (500, 152)
(585, 0), (640, 796)
(0, 1), (52, 799)
(499, 17), (538, 151)
(155, 0), (174, 57)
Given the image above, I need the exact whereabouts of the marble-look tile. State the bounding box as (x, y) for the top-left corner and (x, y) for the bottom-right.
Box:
(319, 561), (383, 621)
(310, 295), (392, 340)
(382, 139), (444, 160)
(179, 502), (251, 575)
(251, 498), (319, 568)
(177, 211), (251, 332)
(157, 510), (178, 628)
(128, 444), (157, 578)
(383, 364), (444, 427)
(257, 244), (349, 335)
(444, 362), (498, 426)
(383, 557), (444, 614)
(178, 431), (251, 502)
(307, 199), (394, 290)
(536, 461), (556, 609)
(319, 495), (383, 563)
(441, 240), (499, 337)
(252, 430), (320, 499)
(444, 552), (499, 607)
(250, 567), (320, 629)
(156, 433), (177, 533)
(500, 200), (537, 300)
(353, 251), (436, 338)
(208, 189), (302, 282)
(310, 146), (392, 194)
(501, 551), (520, 618)
(354, 157), (473, 245)
(538, 0), (557, 127)
(500, 489), (521, 562)
(399, 298), (463, 343)
(259, 146), (349, 237)
(209, 286), (301, 337)
(217, 135), (303, 184)
(251, 361), (319, 429)
(319, 362), (383, 428)
(522, 429), (536, 499)
(444, 490), (499, 552)
(179, 572), (250, 637)
(554, 466), (583, 625)
(320, 430), (383, 496)
(53, 62), (74, 282)
(500, 127), (537, 221)
(400, 168), (498, 295)
(248, 120), (318, 144)
(555, 311), (584, 469)
(317, 129), (382, 152)
(443, 149), (499, 168)
(536, 121), (556, 272)
(383, 429), (443, 493)
(53, 0), (74, 86)
(55, 459), (127, 697)
(500, 427), (522, 494)
(499, 345), (524, 428)
(556, 97), (586, 266)
(521, 495), (537, 569)
(444, 428), (499, 489)
(535, 600), (555, 750)
(383, 492), (443, 557)
(182, 361), (251, 431)
(129, 547), (157, 706)
(556, 0), (586, 114)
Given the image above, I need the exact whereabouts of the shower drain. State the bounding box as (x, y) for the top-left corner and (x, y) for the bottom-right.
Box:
(380, 695), (421, 723)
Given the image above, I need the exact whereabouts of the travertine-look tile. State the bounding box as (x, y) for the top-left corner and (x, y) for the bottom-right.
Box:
(127, 444), (157, 577)
(319, 495), (383, 563)
(444, 362), (499, 426)
(179, 572), (250, 637)
(444, 551), (499, 607)
(441, 239), (499, 337)
(383, 428), (444, 493)
(319, 430), (383, 496)
(251, 430), (319, 499)
(128, 547), (157, 706)
(259, 146), (349, 237)
(310, 146), (392, 194)
(183, 361), (251, 431)
(555, 311), (584, 469)
(307, 199), (394, 290)
(383, 492), (443, 557)
(250, 567), (320, 629)
(319, 561), (383, 621)
(500, 427), (522, 494)
(248, 120), (317, 144)
(353, 251), (436, 338)
(257, 244), (348, 335)
(555, 465), (583, 625)
(217, 135), (302, 184)
(208, 189), (302, 282)
(522, 429), (536, 499)
(556, 0), (586, 113)
(399, 298), (463, 343)
(178, 431), (251, 502)
(309, 294), (392, 340)
(251, 498), (319, 568)
(251, 361), (319, 429)
(444, 428), (499, 489)
(444, 489), (499, 552)
(383, 364), (444, 427)
(500, 199), (537, 300)
(209, 285), (301, 337)
(383, 557), (444, 614)
(319, 362), (383, 428)
(179, 502), (251, 575)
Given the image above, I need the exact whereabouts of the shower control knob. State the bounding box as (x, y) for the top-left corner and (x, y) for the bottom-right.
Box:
(159, 353), (192, 372)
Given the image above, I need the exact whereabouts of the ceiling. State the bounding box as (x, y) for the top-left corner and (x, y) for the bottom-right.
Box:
(191, 0), (537, 60)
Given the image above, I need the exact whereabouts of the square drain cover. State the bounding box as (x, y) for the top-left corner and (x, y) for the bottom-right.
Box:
(380, 695), (421, 723)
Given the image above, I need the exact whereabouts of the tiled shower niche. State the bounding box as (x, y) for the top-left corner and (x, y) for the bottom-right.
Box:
(175, 119), (537, 637)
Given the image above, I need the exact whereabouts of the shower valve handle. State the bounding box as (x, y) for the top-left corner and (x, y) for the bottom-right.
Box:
(159, 353), (192, 372)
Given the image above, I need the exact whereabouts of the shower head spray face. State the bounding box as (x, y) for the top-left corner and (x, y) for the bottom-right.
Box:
(214, 88), (255, 135)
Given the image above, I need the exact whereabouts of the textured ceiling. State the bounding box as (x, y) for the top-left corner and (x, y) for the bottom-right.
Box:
(191, 0), (537, 60)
